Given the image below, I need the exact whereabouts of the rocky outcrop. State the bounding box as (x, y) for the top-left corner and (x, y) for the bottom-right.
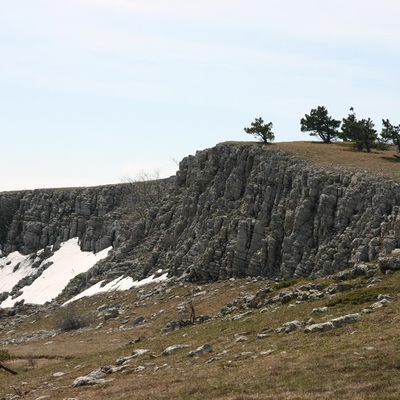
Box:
(112, 142), (400, 283)
(2, 142), (400, 296)
(0, 185), (131, 255)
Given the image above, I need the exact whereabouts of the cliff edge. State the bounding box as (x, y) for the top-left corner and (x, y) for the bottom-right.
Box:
(1, 142), (400, 300)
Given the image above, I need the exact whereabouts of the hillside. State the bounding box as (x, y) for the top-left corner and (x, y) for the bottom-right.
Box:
(0, 263), (399, 399)
(1, 141), (400, 398)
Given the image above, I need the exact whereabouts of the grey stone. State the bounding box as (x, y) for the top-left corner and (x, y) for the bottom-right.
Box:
(276, 320), (306, 333)
(132, 316), (146, 326)
(188, 343), (213, 357)
(305, 313), (361, 333)
(132, 349), (149, 357)
(330, 313), (361, 328)
(162, 344), (190, 356)
(304, 322), (334, 333)
(311, 307), (329, 314)
(73, 369), (108, 387)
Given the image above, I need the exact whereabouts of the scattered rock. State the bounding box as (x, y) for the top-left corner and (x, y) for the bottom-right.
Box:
(367, 298), (390, 311)
(132, 316), (146, 326)
(162, 344), (190, 356)
(305, 313), (361, 333)
(256, 333), (270, 339)
(330, 313), (361, 328)
(73, 368), (109, 387)
(276, 320), (306, 333)
(230, 311), (253, 321)
(104, 307), (119, 320)
(379, 256), (400, 273)
(311, 306), (329, 314)
(304, 321), (334, 333)
(116, 356), (133, 366)
(161, 319), (193, 333)
(132, 349), (150, 357)
(234, 335), (248, 343)
(188, 343), (213, 357)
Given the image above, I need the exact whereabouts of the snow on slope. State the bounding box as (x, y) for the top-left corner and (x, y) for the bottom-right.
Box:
(63, 272), (169, 306)
(0, 252), (37, 293)
(0, 238), (111, 308)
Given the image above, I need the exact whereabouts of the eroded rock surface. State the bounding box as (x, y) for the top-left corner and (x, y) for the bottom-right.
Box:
(2, 143), (400, 299)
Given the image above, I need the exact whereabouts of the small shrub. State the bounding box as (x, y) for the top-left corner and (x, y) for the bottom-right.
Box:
(56, 309), (89, 332)
(0, 349), (11, 362)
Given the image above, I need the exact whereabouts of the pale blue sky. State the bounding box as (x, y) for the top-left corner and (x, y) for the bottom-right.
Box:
(1, 0), (399, 191)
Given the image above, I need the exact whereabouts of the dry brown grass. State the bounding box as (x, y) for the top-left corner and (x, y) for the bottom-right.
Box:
(1, 272), (399, 400)
(1, 141), (400, 398)
(274, 141), (400, 182)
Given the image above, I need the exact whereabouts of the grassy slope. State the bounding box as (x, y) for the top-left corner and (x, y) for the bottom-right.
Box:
(1, 272), (399, 400)
(1, 141), (400, 399)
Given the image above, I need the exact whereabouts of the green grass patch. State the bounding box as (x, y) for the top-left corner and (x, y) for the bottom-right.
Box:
(325, 287), (385, 307)
(273, 277), (306, 290)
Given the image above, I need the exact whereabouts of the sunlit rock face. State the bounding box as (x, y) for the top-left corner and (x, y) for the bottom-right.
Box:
(1, 142), (400, 297)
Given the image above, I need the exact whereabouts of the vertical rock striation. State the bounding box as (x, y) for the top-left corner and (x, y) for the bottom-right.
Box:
(121, 142), (400, 282)
(2, 142), (400, 293)
(0, 185), (129, 255)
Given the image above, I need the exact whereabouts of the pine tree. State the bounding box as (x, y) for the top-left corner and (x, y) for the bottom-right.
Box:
(244, 117), (275, 144)
(300, 106), (341, 143)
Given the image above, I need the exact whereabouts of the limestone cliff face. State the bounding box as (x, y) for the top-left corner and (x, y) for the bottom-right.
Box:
(0, 185), (129, 255)
(2, 142), (400, 291)
(121, 142), (400, 282)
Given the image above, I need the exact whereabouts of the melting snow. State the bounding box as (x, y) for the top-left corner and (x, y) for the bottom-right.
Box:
(1, 238), (169, 309)
(0, 252), (36, 293)
(63, 272), (169, 306)
(0, 238), (111, 308)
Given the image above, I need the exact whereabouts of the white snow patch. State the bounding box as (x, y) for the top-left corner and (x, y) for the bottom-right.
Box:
(63, 272), (169, 306)
(0, 252), (36, 293)
(0, 238), (111, 308)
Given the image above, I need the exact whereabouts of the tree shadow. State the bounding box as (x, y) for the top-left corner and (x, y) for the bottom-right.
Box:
(382, 155), (400, 163)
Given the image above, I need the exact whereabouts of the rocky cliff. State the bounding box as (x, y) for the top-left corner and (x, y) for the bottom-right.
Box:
(1, 142), (400, 297)
(0, 185), (128, 255)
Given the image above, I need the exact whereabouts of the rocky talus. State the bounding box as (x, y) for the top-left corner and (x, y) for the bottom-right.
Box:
(1, 142), (400, 297)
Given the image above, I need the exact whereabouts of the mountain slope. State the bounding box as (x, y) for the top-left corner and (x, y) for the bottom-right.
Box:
(0, 264), (399, 399)
(1, 141), (400, 399)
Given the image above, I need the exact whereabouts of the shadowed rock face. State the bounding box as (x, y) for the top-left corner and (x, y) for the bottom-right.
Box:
(2, 142), (400, 294)
(0, 185), (130, 255)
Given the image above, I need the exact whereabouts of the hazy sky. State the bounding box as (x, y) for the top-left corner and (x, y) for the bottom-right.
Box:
(1, 1), (399, 191)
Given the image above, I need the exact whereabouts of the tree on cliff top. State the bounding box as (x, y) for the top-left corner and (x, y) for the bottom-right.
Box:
(339, 108), (378, 152)
(381, 119), (400, 152)
(300, 106), (341, 143)
(244, 117), (275, 144)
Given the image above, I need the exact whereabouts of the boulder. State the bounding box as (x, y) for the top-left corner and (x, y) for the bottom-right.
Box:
(188, 343), (213, 357)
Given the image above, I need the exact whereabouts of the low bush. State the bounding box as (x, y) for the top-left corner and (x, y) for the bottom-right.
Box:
(0, 349), (11, 362)
(56, 308), (90, 332)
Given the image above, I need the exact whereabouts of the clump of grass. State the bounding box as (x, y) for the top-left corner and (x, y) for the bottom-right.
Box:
(273, 277), (304, 290)
(325, 287), (385, 307)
